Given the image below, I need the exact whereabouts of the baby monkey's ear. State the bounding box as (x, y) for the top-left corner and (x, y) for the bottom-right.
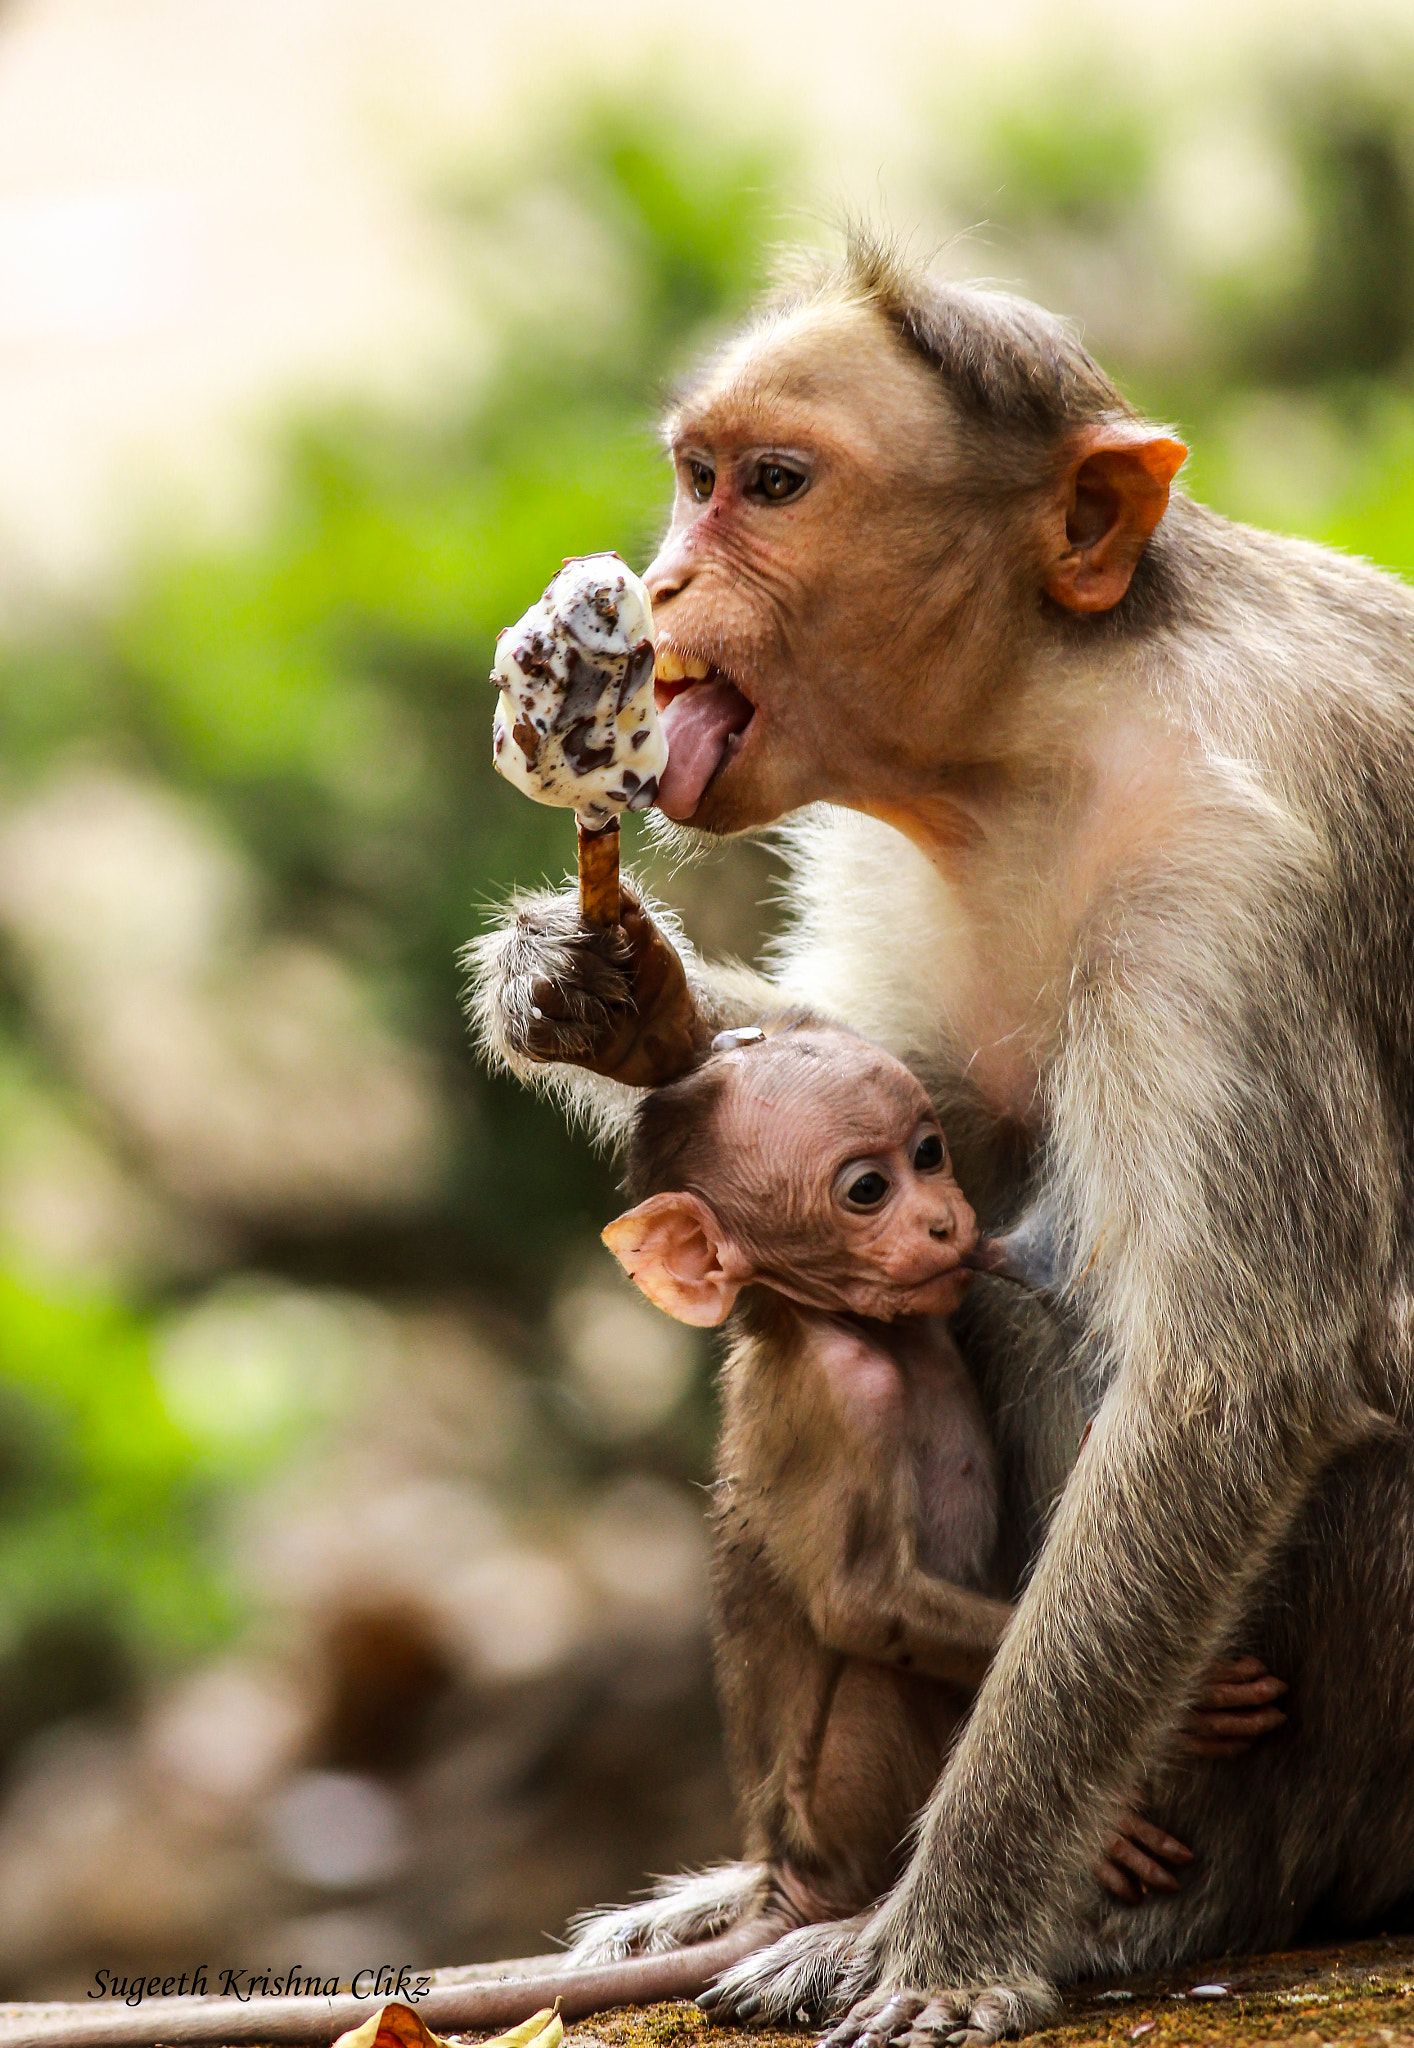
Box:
(602, 1192), (747, 1326)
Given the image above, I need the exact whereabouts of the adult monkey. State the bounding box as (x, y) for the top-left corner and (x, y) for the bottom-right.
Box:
(471, 237), (1414, 2044)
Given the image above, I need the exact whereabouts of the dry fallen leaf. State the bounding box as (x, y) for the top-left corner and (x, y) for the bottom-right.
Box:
(333, 1998), (565, 2048)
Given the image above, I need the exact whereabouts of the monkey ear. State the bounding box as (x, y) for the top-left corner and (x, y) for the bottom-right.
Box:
(1043, 426), (1187, 614)
(601, 1193), (748, 1327)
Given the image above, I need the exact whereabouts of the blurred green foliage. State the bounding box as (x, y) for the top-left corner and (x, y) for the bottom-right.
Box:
(0, 124), (782, 1718)
(0, 1276), (233, 1766)
(1, 70), (1414, 1738)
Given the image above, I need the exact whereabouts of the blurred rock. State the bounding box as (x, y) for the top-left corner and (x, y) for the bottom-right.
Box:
(144, 1659), (312, 1808)
(574, 1475), (706, 1644)
(0, 768), (448, 1230)
(0, 764), (253, 984)
(0, 1079), (226, 1285)
(442, 1547), (588, 1684)
(0, 1720), (268, 1989)
(266, 1770), (409, 1890)
(318, 1607), (457, 1773)
(238, 1471), (509, 1616)
(266, 1908), (412, 1979)
(367, 1309), (534, 1484)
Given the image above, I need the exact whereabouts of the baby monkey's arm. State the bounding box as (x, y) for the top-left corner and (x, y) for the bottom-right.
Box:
(811, 1534), (1282, 1907)
(810, 1573), (1013, 1691)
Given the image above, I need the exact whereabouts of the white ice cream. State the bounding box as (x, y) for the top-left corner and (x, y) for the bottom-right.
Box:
(491, 554), (665, 832)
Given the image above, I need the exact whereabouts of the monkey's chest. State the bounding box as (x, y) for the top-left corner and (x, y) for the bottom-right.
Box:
(907, 1375), (1003, 1592)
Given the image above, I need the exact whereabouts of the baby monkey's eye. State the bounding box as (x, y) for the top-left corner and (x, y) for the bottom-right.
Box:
(844, 1169), (890, 1210)
(913, 1132), (946, 1172)
(687, 459), (715, 502)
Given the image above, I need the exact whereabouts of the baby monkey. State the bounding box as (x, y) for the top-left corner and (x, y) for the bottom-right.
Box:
(591, 1024), (1286, 1956)
(27, 1027), (1282, 2048)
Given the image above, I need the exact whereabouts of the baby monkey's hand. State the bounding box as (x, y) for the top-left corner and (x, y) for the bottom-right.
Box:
(1097, 1655), (1286, 1904)
(1097, 1809), (1193, 1904)
(1179, 1653), (1289, 1758)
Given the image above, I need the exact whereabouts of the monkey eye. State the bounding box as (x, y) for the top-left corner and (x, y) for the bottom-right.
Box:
(748, 459), (807, 504)
(843, 1169), (890, 1210)
(686, 458), (716, 502)
(913, 1132), (946, 1173)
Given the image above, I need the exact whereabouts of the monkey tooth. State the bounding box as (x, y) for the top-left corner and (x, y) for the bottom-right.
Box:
(655, 645), (710, 683)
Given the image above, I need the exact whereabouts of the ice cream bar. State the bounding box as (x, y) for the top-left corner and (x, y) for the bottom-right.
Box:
(492, 556), (664, 829)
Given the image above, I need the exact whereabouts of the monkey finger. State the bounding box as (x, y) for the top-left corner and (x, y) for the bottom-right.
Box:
(1195, 1673), (1288, 1710)
(816, 2015), (865, 2048)
(1183, 1706), (1287, 1741)
(524, 1014), (598, 1063)
(1095, 1853), (1143, 1904)
(1176, 1733), (1262, 1758)
(526, 981), (578, 1023)
(1204, 1654), (1267, 1681)
(859, 1992), (929, 2048)
(940, 2004), (1010, 2048)
(905, 2000), (971, 2045)
(911, 1996), (971, 2031)
(1117, 1814), (1193, 1865)
(1105, 1834), (1181, 1893)
(527, 977), (622, 1025)
(818, 1991), (893, 2048)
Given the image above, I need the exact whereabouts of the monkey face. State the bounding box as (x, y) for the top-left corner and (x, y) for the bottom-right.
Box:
(746, 1041), (979, 1319)
(645, 299), (987, 835)
(605, 1029), (980, 1327)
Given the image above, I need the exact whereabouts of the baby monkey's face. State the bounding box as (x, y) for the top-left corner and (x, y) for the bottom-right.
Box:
(603, 1029), (980, 1328)
(721, 1036), (979, 1319)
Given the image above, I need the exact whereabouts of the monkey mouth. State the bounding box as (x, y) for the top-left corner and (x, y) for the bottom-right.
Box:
(654, 645), (756, 821)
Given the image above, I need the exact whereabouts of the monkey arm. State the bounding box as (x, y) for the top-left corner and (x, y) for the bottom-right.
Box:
(810, 1573), (1013, 1692)
(863, 923), (1381, 2012)
(866, 1372), (1331, 1992)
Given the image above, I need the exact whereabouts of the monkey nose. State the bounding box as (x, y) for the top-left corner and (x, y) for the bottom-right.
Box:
(929, 1219), (954, 1241)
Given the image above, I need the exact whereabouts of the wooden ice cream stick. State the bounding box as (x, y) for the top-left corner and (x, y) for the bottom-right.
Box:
(577, 815), (621, 927)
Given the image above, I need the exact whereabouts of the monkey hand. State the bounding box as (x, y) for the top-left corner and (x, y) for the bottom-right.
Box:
(699, 1909), (1058, 2048)
(470, 881), (704, 1088)
(1179, 1654), (1288, 1758)
(1095, 1806), (1192, 1905)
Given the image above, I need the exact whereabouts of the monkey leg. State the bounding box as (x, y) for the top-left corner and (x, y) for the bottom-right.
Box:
(1063, 1427), (1414, 1976)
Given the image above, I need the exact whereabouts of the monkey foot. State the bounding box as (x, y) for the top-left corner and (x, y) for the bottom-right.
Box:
(700, 1922), (1058, 2048)
(698, 1914), (867, 2025)
(817, 1981), (1059, 2048)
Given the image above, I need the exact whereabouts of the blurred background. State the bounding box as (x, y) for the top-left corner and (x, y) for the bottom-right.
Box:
(0, 0), (1412, 1998)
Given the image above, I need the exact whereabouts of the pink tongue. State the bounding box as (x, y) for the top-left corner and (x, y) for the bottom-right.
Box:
(657, 680), (754, 820)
